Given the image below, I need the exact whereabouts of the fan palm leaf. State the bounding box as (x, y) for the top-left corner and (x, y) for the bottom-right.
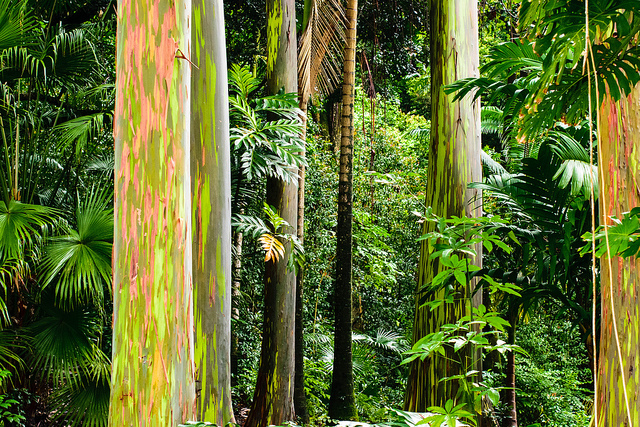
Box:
(30, 303), (100, 383)
(48, 345), (110, 427)
(0, 200), (57, 261)
(547, 127), (598, 197)
(52, 112), (110, 157)
(0, 329), (24, 376)
(40, 188), (113, 309)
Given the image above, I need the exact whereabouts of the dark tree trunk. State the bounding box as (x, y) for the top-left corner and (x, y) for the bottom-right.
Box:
(328, 0), (358, 420)
(245, 1), (298, 425)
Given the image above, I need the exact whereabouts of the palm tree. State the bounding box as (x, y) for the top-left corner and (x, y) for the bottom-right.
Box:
(296, 0), (346, 420)
(328, 0), (358, 420)
(0, 1), (115, 422)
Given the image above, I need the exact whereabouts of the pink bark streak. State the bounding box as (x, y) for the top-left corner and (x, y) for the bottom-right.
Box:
(110, 0), (195, 425)
(597, 88), (640, 427)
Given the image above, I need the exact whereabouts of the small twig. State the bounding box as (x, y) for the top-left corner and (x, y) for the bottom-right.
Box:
(175, 48), (200, 70)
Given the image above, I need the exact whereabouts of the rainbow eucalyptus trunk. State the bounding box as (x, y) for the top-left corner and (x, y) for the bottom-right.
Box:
(110, 0), (195, 425)
(245, 1), (298, 426)
(596, 85), (640, 427)
(191, 0), (234, 423)
(404, 0), (482, 413)
(328, 0), (358, 420)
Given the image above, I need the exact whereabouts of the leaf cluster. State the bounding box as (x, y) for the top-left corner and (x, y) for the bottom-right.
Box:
(229, 64), (306, 184)
(582, 206), (640, 258)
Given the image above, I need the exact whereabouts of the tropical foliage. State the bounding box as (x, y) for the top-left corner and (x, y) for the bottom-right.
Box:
(2, 0), (640, 425)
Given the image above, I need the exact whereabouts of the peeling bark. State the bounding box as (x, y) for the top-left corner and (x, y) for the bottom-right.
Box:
(245, 1), (298, 426)
(404, 0), (482, 414)
(596, 85), (640, 427)
(110, 0), (196, 424)
(191, 0), (235, 423)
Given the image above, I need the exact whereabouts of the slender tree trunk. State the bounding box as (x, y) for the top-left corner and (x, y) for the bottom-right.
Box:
(191, 0), (235, 423)
(328, 0), (358, 420)
(231, 228), (243, 380)
(294, 100), (310, 423)
(245, 1), (298, 426)
(503, 314), (517, 427)
(109, 0), (195, 424)
(596, 84), (640, 427)
(404, 0), (482, 414)
(330, 100), (342, 153)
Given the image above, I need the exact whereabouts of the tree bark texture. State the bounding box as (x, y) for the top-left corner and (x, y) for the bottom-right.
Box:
(191, 0), (235, 423)
(404, 0), (482, 413)
(503, 316), (517, 427)
(596, 85), (640, 427)
(328, 0), (358, 420)
(295, 99), (310, 424)
(110, 0), (195, 425)
(245, 1), (298, 426)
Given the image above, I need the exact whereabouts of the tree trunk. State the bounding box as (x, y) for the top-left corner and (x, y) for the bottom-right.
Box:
(404, 0), (482, 414)
(191, 0), (235, 423)
(245, 1), (298, 426)
(328, 0), (358, 420)
(109, 0), (195, 424)
(231, 229), (243, 381)
(294, 100), (310, 424)
(596, 84), (640, 427)
(503, 314), (517, 427)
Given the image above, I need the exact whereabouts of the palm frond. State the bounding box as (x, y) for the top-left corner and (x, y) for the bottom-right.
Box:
(0, 329), (24, 376)
(0, 200), (58, 261)
(48, 346), (110, 427)
(0, 25), (96, 84)
(356, 329), (408, 353)
(481, 150), (507, 176)
(30, 304), (101, 383)
(40, 188), (113, 309)
(481, 106), (504, 135)
(547, 128), (598, 197)
(228, 63), (260, 99)
(298, 0), (346, 103)
(0, 0), (37, 52)
(404, 127), (430, 143)
(52, 113), (110, 157)
(516, 1), (640, 137)
(260, 234), (285, 262)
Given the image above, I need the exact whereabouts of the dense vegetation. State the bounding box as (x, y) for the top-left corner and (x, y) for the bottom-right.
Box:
(0, 0), (638, 426)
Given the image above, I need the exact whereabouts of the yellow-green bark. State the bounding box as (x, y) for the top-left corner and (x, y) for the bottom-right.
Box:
(404, 0), (482, 412)
(596, 85), (640, 427)
(191, 0), (234, 423)
(110, 0), (195, 425)
(245, 1), (298, 426)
